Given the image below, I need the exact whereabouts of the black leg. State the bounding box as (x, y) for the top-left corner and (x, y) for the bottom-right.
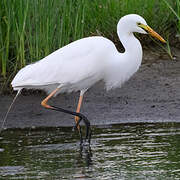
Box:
(41, 88), (91, 145)
(78, 126), (83, 145)
(76, 114), (91, 144)
(50, 106), (91, 144)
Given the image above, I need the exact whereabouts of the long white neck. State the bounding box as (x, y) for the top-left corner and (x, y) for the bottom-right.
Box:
(117, 26), (142, 60)
(105, 24), (143, 90)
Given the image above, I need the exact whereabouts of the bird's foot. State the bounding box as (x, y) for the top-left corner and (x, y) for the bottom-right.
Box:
(75, 114), (91, 145)
(50, 105), (91, 145)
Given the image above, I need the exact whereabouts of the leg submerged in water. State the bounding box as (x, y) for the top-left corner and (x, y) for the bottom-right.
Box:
(41, 88), (91, 144)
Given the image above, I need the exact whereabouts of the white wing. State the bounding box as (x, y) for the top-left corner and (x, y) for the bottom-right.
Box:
(12, 36), (116, 92)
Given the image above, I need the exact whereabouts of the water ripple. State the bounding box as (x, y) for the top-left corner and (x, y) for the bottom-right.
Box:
(0, 123), (180, 179)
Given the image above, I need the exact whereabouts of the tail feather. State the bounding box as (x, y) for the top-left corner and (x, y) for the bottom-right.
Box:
(0, 89), (22, 133)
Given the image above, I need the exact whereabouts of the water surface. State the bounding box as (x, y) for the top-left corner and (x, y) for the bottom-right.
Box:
(0, 123), (180, 179)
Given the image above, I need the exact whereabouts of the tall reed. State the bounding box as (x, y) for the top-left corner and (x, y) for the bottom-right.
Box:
(163, 0), (180, 33)
(0, 0), (178, 91)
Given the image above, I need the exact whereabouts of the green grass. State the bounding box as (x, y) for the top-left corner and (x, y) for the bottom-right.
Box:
(163, 0), (180, 33)
(0, 0), (179, 92)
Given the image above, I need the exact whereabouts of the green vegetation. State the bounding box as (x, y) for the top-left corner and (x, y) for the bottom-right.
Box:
(163, 0), (180, 32)
(0, 0), (179, 92)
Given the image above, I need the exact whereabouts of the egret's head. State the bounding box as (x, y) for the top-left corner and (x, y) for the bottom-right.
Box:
(118, 14), (166, 43)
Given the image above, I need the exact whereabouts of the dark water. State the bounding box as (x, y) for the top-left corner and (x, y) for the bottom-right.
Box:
(0, 123), (180, 179)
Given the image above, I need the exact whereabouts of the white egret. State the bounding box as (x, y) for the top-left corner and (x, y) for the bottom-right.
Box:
(3, 14), (166, 143)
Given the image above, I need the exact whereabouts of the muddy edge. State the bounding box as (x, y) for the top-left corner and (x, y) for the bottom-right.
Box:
(1, 48), (180, 128)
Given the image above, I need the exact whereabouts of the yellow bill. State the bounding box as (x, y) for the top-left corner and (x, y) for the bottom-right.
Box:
(139, 24), (166, 43)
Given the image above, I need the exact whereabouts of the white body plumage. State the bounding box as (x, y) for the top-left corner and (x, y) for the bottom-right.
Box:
(1, 14), (165, 134)
(11, 14), (147, 95)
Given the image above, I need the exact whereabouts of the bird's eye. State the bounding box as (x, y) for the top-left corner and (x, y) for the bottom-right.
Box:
(137, 22), (141, 26)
